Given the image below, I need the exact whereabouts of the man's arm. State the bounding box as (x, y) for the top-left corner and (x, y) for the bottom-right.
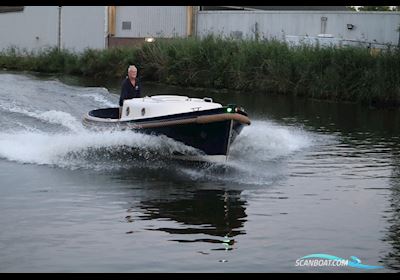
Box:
(119, 79), (128, 107)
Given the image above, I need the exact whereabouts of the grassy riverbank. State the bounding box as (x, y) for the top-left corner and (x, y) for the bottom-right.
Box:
(1, 36), (399, 106)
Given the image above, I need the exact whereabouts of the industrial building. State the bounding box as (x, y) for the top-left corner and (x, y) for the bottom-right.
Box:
(0, 6), (399, 52)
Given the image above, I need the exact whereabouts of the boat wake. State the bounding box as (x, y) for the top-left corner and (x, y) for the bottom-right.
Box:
(0, 110), (315, 185)
(0, 128), (203, 171)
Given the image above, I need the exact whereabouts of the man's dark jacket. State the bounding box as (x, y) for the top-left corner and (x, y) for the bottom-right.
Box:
(119, 77), (141, 107)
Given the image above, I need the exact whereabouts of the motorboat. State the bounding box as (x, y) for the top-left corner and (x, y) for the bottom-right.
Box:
(82, 95), (251, 161)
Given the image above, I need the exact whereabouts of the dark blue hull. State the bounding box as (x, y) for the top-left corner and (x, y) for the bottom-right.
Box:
(83, 106), (249, 157)
(141, 119), (244, 156)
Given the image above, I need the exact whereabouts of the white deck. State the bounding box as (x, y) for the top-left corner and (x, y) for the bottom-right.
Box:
(120, 95), (223, 121)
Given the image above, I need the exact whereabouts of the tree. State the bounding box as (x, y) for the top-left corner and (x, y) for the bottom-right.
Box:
(391, 6), (399, 11)
(347, 6), (357, 11)
(358, 6), (391, 11)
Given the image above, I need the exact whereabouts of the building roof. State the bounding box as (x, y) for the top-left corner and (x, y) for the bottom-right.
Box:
(0, 6), (24, 13)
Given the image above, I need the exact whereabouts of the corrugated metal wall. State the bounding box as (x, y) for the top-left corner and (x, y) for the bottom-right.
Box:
(115, 6), (187, 38)
(0, 6), (59, 52)
(197, 11), (400, 46)
(0, 6), (106, 53)
(61, 6), (105, 51)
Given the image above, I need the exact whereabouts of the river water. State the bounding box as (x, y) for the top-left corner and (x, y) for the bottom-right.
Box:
(0, 71), (399, 272)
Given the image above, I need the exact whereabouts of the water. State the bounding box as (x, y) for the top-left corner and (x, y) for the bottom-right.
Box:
(0, 72), (399, 272)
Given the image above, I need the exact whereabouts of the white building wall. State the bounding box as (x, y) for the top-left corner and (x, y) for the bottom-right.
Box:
(115, 6), (187, 38)
(197, 11), (400, 46)
(0, 6), (106, 53)
(0, 6), (59, 52)
(61, 6), (106, 52)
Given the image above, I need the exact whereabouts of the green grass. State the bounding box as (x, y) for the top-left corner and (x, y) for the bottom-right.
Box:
(1, 36), (399, 106)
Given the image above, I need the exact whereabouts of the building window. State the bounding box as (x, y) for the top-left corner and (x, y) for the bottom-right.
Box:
(122, 21), (131, 30)
(0, 6), (24, 13)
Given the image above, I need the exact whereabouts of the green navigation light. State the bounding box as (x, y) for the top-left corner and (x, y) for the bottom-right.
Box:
(226, 107), (233, 113)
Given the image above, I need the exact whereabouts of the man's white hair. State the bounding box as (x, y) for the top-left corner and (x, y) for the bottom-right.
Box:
(128, 65), (137, 72)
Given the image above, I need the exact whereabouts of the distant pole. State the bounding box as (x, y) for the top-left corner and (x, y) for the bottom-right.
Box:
(58, 6), (62, 51)
(192, 6), (199, 38)
(186, 6), (192, 37)
(398, 23), (400, 47)
(398, 13), (400, 47)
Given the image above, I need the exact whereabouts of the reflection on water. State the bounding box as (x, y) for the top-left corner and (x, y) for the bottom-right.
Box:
(114, 163), (248, 252)
(137, 189), (246, 249)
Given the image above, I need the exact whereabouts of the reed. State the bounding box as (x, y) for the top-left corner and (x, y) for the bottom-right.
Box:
(1, 36), (399, 106)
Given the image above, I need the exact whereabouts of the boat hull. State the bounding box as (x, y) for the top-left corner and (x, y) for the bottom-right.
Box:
(141, 119), (237, 156)
(82, 107), (250, 157)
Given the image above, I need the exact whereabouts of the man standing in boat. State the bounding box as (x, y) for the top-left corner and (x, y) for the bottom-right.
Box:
(119, 65), (141, 118)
